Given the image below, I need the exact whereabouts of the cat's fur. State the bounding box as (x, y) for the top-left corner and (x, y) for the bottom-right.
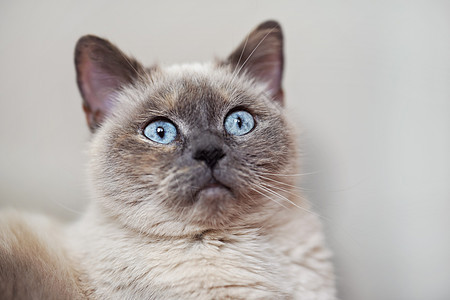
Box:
(0, 21), (335, 299)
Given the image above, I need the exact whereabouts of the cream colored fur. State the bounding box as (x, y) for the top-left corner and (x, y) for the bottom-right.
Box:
(0, 201), (334, 299)
(1, 64), (336, 299)
(65, 202), (334, 299)
(0, 211), (85, 299)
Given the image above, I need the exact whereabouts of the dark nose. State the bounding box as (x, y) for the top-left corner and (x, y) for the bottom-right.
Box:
(192, 133), (226, 168)
(193, 147), (225, 168)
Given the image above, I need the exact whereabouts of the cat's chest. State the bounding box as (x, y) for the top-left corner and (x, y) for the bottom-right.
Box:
(85, 232), (294, 299)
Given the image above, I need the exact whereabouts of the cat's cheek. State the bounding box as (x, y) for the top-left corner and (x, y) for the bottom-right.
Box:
(257, 126), (293, 166)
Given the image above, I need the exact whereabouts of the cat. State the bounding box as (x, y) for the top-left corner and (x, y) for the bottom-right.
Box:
(0, 21), (336, 299)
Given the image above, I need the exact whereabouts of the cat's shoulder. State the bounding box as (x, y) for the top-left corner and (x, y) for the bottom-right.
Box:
(0, 210), (86, 299)
(0, 210), (64, 259)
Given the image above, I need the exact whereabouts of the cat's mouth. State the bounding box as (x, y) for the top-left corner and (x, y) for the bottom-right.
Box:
(193, 178), (234, 207)
(195, 180), (231, 198)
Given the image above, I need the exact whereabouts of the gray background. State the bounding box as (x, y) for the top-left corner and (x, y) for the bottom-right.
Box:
(1, 1), (449, 299)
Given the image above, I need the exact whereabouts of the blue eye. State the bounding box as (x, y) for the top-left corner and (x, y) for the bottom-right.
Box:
(224, 110), (255, 136)
(143, 120), (177, 144)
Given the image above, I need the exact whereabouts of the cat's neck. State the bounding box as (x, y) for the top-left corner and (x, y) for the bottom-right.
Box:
(66, 198), (331, 298)
(68, 197), (321, 261)
(72, 201), (289, 241)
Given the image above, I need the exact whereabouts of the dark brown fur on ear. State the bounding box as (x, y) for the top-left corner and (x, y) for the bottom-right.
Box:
(74, 35), (146, 132)
(227, 20), (284, 105)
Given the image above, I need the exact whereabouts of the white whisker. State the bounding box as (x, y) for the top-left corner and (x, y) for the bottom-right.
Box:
(230, 26), (278, 85)
(250, 187), (288, 209)
(256, 183), (329, 222)
(256, 173), (305, 191)
(117, 50), (149, 84)
(51, 199), (84, 216)
(235, 26), (276, 76)
(232, 33), (250, 76)
(262, 181), (303, 199)
(257, 170), (321, 177)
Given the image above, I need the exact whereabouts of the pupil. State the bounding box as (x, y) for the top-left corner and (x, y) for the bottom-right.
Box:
(156, 127), (165, 138)
(236, 117), (243, 128)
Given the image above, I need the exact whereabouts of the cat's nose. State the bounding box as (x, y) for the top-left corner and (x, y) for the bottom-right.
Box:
(192, 133), (226, 168)
(193, 146), (225, 168)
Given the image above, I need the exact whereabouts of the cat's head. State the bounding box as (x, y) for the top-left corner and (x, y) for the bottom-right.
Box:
(75, 21), (298, 235)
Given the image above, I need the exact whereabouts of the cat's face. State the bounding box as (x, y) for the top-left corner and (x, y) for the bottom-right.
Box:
(76, 21), (297, 235)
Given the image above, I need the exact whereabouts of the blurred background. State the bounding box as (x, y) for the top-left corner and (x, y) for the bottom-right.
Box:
(1, 1), (449, 299)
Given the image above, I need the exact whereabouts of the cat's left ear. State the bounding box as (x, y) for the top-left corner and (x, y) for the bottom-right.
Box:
(75, 35), (146, 132)
(226, 20), (284, 105)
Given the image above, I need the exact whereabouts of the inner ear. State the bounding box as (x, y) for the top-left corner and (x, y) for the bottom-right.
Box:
(74, 35), (146, 132)
(226, 20), (284, 105)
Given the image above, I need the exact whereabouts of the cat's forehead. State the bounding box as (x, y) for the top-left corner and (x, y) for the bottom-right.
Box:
(163, 63), (213, 75)
(155, 63), (234, 109)
(154, 62), (262, 104)
(141, 63), (271, 113)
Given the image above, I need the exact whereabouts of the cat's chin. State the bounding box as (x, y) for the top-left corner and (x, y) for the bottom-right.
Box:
(190, 182), (237, 226)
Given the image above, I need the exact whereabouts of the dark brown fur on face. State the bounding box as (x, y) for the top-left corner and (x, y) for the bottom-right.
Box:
(75, 21), (295, 232)
(94, 74), (294, 228)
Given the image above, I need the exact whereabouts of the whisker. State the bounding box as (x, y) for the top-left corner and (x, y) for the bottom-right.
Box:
(230, 26), (278, 84)
(257, 170), (321, 177)
(261, 181), (303, 199)
(117, 50), (149, 84)
(259, 182), (324, 214)
(51, 198), (84, 216)
(232, 33), (250, 76)
(256, 184), (328, 221)
(256, 173), (305, 191)
(250, 187), (288, 209)
(257, 183), (301, 209)
(142, 109), (166, 115)
(235, 26), (277, 76)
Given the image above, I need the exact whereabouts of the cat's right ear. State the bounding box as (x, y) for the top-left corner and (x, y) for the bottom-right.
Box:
(74, 35), (146, 132)
(226, 21), (284, 105)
